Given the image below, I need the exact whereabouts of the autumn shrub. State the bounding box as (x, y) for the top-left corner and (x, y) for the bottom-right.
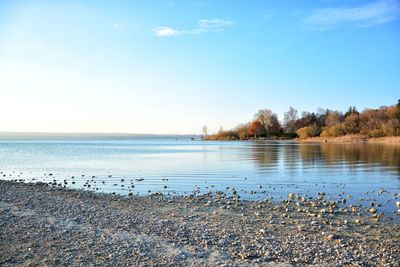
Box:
(296, 127), (312, 139)
(343, 113), (360, 134)
(248, 121), (266, 137)
(385, 106), (398, 119)
(239, 131), (248, 140)
(309, 123), (321, 137)
(367, 128), (385, 138)
(321, 124), (346, 138)
(296, 124), (321, 139)
(205, 130), (239, 140)
(358, 106), (400, 137)
(381, 119), (400, 136)
(396, 101), (400, 120)
(234, 123), (250, 140)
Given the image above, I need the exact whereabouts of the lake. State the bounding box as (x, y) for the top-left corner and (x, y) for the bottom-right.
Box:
(0, 138), (399, 214)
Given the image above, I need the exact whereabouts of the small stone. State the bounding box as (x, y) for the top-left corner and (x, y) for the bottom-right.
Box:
(368, 207), (377, 214)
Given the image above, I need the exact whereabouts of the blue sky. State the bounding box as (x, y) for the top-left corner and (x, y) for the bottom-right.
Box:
(0, 0), (399, 134)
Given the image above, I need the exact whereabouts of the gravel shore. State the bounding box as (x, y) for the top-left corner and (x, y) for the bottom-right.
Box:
(1, 180), (399, 266)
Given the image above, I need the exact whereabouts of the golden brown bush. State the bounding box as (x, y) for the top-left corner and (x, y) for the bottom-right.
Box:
(204, 130), (239, 140)
(321, 124), (346, 137)
(234, 123), (250, 140)
(343, 113), (360, 134)
(381, 119), (400, 136)
(385, 106), (397, 119)
(296, 124), (321, 139)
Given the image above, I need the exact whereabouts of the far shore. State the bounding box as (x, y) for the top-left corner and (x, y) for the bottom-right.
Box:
(297, 135), (400, 144)
(202, 135), (400, 144)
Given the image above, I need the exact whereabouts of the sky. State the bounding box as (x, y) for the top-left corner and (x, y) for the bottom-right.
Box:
(0, 0), (399, 134)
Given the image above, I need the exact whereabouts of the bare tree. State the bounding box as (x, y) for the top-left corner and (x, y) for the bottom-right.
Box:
(201, 125), (208, 136)
(283, 107), (298, 133)
(268, 114), (282, 133)
(325, 112), (340, 127)
(254, 109), (273, 129)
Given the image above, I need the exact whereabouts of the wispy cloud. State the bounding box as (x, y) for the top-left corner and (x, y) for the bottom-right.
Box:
(304, 0), (400, 29)
(113, 23), (124, 30)
(153, 26), (180, 37)
(197, 18), (233, 29)
(153, 18), (233, 37)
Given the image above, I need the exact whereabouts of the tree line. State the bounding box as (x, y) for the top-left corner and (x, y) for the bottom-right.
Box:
(203, 100), (400, 140)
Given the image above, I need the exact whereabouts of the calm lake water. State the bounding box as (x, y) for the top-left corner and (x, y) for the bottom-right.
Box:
(0, 138), (399, 214)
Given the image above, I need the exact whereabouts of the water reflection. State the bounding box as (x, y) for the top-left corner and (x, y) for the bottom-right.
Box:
(318, 143), (400, 175)
(249, 141), (400, 177)
(248, 143), (281, 169)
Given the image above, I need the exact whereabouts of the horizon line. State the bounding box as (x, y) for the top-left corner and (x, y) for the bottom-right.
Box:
(0, 131), (200, 137)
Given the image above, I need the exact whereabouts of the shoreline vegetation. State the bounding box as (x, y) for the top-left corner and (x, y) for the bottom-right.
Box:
(298, 135), (400, 144)
(1, 180), (399, 265)
(202, 100), (400, 142)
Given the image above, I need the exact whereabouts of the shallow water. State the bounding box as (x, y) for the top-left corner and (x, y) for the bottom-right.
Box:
(0, 138), (399, 214)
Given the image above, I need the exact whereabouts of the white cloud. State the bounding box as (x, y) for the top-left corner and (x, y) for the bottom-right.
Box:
(113, 23), (124, 30)
(153, 26), (181, 37)
(304, 0), (400, 29)
(153, 18), (233, 37)
(197, 18), (233, 29)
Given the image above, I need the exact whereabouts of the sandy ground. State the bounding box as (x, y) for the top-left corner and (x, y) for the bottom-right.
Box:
(1, 181), (399, 266)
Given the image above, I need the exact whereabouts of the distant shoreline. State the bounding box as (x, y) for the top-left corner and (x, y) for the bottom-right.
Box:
(0, 132), (200, 140)
(1, 132), (399, 144)
(202, 135), (400, 144)
(297, 135), (400, 144)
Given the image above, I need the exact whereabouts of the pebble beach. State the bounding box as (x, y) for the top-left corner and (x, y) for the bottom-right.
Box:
(1, 180), (399, 266)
